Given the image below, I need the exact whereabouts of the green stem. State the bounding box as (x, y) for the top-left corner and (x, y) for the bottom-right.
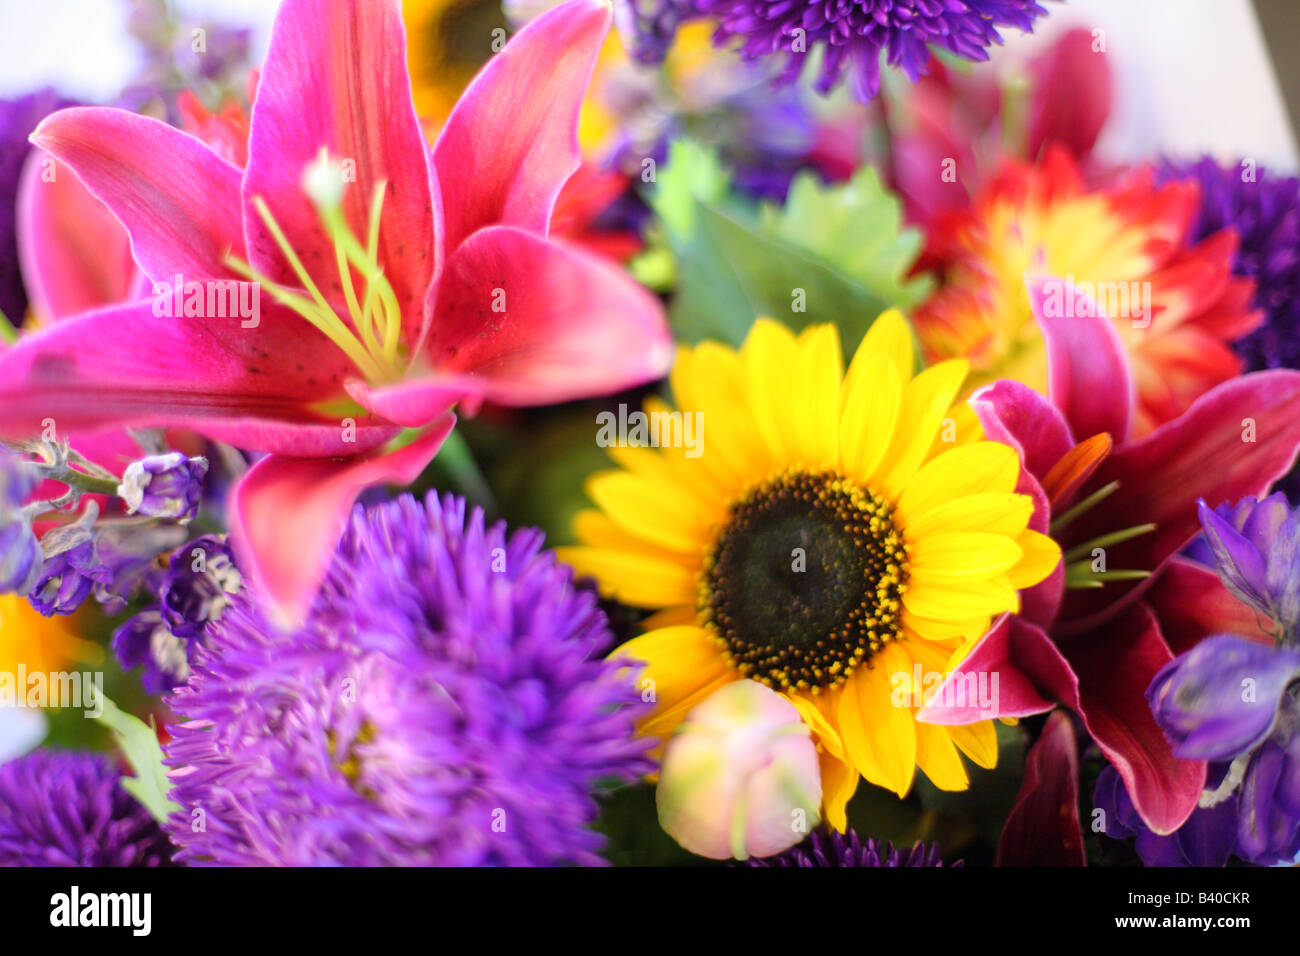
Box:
(434, 429), (497, 514)
(0, 308), (18, 345)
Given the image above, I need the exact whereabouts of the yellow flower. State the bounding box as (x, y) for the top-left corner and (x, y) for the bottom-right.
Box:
(0, 594), (100, 676)
(558, 312), (1061, 830)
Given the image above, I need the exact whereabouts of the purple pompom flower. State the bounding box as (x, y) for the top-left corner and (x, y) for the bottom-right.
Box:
(164, 493), (650, 866)
(0, 750), (175, 866)
(619, 0), (1049, 101)
(751, 829), (956, 866)
(117, 453), (208, 522)
(1157, 157), (1300, 373)
(1196, 494), (1300, 640)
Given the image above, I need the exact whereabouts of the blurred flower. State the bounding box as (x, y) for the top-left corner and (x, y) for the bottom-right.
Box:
(656, 680), (821, 859)
(113, 535), (241, 694)
(918, 282), (1300, 837)
(0, 89), (72, 329)
(0, 594), (100, 676)
(916, 148), (1261, 435)
(1196, 494), (1300, 640)
(164, 493), (649, 865)
(751, 828), (954, 866)
(0, 0), (670, 627)
(560, 311), (1061, 830)
(0, 510), (43, 597)
(620, 0), (1049, 101)
(403, 0), (508, 129)
(1158, 158), (1300, 374)
(27, 503), (108, 616)
(117, 453), (208, 522)
(1096, 633), (1300, 866)
(0, 750), (174, 866)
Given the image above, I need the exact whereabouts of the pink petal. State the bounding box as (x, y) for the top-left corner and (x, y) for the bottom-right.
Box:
(1060, 369), (1300, 630)
(344, 376), (484, 429)
(433, 0), (611, 252)
(427, 227), (671, 405)
(1065, 604), (1206, 834)
(16, 151), (137, 321)
(1027, 274), (1134, 444)
(1028, 28), (1112, 160)
(244, 0), (437, 338)
(969, 379), (1075, 484)
(995, 711), (1086, 866)
(1145, 556), (1275, 655)
(230, 418), (454, 628)
(30, 107), (244, 283)
(917, 614), (1073, 724)
(0, 299), (396, 456)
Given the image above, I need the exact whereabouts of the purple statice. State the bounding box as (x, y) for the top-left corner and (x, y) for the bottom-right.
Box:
(112, 534), (241, 694)
(619, 0), (1048, 101)
(0, 89), (72, 327)
(1157, 157), (1300, 373)
(752, 829), (956, 866)
(0, 750), (175, 866)
(1195, 494), (1300, 641)
(164, 493), (651, 866)
(117, 453), (208, 522)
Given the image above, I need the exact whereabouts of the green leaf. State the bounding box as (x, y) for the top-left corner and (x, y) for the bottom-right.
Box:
(644, 138), (732, 245)
(93, 694), (180, 825)
(758, 165), (933, 311)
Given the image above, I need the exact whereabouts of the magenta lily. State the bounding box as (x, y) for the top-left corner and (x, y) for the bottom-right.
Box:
(920, 276), (1300, 842)
(0, 0), (671, 624)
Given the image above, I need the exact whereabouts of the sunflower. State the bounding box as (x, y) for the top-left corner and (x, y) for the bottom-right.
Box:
(558, 312), (1061, 830)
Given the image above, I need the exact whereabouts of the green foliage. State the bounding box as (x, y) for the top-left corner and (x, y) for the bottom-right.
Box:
(641, 140), (932, 355)
(93, 694), (180, 825)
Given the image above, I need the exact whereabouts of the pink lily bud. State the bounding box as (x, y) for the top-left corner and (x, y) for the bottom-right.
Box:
(656, 680), (822, 860)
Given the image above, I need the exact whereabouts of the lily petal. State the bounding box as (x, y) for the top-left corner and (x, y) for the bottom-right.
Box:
(30, 107), (244, 283)
(1027, 274), (1134, 444)
(995, 711), (1086, 866)
(230, 417), (455, 628)
(0, 299), (393, 456)
(1144, 556), (1275, 654)
(428, 227), (671, 405)
(16, 151), (137, 321)
(433, 0), (611, 252)
(244, 0), (437, 330)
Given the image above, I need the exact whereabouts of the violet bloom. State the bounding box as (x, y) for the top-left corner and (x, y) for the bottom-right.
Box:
(0, 750), (175, 866)
(1157, 157), (1300, 373)
(1197, 494), (1300, 641)
(751, 829), (955, 867)
(27, 505), (109, 616)
(1094, 763), (1241, 867)
(113, 534), (242, 693)
(164, 493), (650, 866)
(620, 0), (1048, 101)
(117, 452), (208, 522)
(0, 450), (42, 593)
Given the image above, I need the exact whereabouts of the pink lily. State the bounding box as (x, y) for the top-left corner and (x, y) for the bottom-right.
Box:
(921, 276), (1300, 841)
(0, 0), (671, 624)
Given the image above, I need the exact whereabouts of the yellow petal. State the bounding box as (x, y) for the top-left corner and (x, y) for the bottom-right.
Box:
(586, 470), (713, 554)
(792, 324), (843, 468)
(948, 720), (999, 770)
(879, 359), (970, 499)
(787, 691), (845, 761)
(1007, 529), (1063, 588)
(839, 355), (901, 486)
(613, 626), (733, 736)
(555, 547), (697, 608)
(903, 577), (1019, 621)
(915, 720), (969, 791)
(904, 492), (1033, 540)
(572, 510), (686, 562)
(688, 341), (774, 485)
(839, 645), (917, 796)
(847, 307), (914, 391)
(741, 318), (798, 462)
(895, 442), (1022, 525)
(908, 532), (1024, 585)
(819, 750), (859, 833)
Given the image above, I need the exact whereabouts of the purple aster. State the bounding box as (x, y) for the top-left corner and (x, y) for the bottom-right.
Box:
(1157, 157), (1300, 373)
(751, 828), (956, 866)
(1195, 494), (1300, 640)
(164, 493), (651, 866)
(619, 0), (1048, 101)
(0, 750), (175, 866)
(0, 89), (72, 327)
(117, 452), (209, 522)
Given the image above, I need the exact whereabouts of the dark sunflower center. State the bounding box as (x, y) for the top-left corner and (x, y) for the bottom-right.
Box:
(700, 470), (909, 693)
